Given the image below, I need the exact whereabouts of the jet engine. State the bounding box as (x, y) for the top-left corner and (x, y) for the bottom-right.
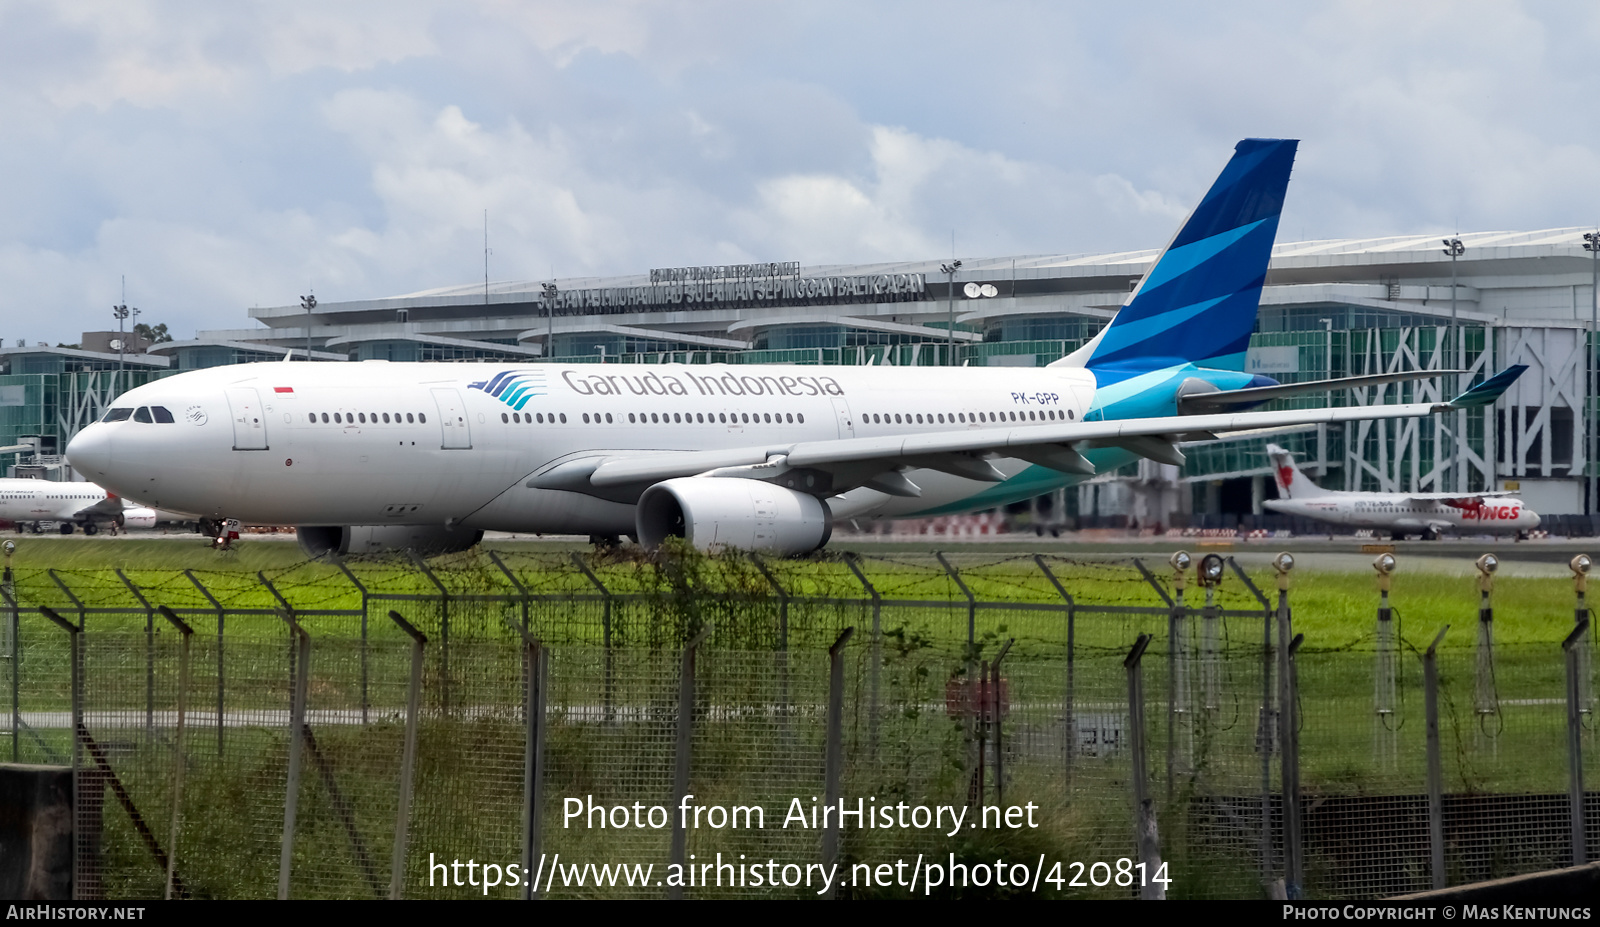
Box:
(120, 507), (159, 530)
(636, 478), (831, 554)
(297, 525), (484, 558)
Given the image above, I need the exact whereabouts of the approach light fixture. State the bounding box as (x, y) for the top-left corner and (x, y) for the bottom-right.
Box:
(2, 540), (14, 557)
(1200, 553), (1226, 586)
(1373, 553), (1397, 576)
(1170, 550), (1192, 572)
(1571, 554), (1592, 576)
(1475, 553), (1499, 575)
(1273, 552), (1295, 574)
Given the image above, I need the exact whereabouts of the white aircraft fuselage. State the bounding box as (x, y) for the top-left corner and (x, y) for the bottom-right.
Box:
(65, 360), (1103, 535)
(0, 477), (160, 531)
(1264, 493), (1539, 534)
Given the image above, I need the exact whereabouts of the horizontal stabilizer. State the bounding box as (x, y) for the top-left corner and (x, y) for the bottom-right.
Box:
(1448, 365), (1527, 408)
(1179, 369), (1469, 414)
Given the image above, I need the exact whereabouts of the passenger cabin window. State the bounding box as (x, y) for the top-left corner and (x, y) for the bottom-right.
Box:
(102, 408), (133, 423)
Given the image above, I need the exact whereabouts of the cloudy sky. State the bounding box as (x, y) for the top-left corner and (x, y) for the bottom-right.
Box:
(3, 1), (1598, 345)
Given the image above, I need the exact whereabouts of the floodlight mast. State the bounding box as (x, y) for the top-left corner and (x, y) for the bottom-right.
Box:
(1583, 231), (1600, 515)
(300, 294), (317, 361)
(1443, 238), (1465, 493)
(941, 260), (962, 366)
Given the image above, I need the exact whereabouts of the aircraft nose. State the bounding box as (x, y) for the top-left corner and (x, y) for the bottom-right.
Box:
(66, 425), (112, 479)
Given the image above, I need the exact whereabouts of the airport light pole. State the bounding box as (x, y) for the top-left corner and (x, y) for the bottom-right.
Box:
(1584, 231), (1600, 514)
(541, 282), (558, 361)
(940, 260), (962, 366)
(111, 301), (135, 382)
(301, 294), (316, 361)
(1443, 238), (1465, 492)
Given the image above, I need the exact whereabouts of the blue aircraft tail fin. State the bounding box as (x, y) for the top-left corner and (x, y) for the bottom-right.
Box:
(1072, 138), (1298, 379)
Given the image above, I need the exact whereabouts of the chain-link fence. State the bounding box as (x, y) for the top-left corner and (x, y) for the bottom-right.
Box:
(0, 549), (1595, 899)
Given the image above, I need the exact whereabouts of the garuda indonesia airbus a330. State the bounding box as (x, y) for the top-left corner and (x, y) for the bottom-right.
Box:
(66, 139), (1525, 557)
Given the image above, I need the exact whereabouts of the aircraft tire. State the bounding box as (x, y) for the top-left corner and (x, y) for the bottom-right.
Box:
(29, 522), (41, 535)
(1390, 530), (1405, 541)
(59, 523), (73, 535)
(84, 522), (98, 536)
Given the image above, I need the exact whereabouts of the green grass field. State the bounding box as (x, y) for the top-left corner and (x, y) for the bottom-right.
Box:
(5, 536), (1593, 899)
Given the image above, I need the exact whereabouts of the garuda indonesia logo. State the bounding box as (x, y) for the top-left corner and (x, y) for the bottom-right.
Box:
(467, 369), (546, 411)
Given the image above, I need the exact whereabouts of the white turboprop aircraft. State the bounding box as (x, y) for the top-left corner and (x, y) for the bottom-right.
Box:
(63, 139), (1527, 557)
(0, 477), (161, 535)
(1261, 444), (1540, 540)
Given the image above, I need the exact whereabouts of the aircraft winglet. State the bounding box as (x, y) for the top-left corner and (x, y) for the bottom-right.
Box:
(1448, 364), (1527, 408)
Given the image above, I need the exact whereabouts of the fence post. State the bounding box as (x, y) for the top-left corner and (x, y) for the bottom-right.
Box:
(669, 623), (712, 900)
(38, 607), (83, 899)
(154, 606), (193, 901)
(845, 555), (881, 759)
(388, 611), (429, 900)
(1472, 555), (1498, 736)
(1563, 619), (1589, 866)
(821, 627), (854, 899)
(992, 638), (1014, 805)
(503, 617), (547, 900)
(1034, 556), (1076, 788)
(486, 550), (530, 633)
(115, 570), (154, 739)
(1266, 553), (1295, 891)
(278, 612), (312, 901)
(1422, 625), (1450, 892)
(1124, 633), (1164, 900)
(409, 552), (451, 713)
(48, 569), (86, 636)
(184, 570), (226, 756)
(337, 562), (371, 725)
(1373, 554), (1399, 770)
(1570, 555), (1593, 718)
(750, 555), (792, 745)
(1281, 631), (1304, 900)
(3, 547), (17, 763)
(571, 553), (614, 721)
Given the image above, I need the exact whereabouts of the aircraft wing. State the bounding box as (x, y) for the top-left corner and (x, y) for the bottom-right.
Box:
(562, 365), (1526, 497)
(579, 399), (1451, 492)
(1404, 492), (1522, 504)
(70, 496), (125, 521)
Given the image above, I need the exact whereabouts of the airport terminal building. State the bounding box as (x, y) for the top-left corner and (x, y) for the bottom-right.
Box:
(5, 228), (1598, 529)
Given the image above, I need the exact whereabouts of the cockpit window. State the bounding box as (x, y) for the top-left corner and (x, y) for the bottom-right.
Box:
(151, 406), (175, 423)
(133, 407), (153, 423)
(102, 408), (133, 423)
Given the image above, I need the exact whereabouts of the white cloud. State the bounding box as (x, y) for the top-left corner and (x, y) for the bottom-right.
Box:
(3, 1), (1600, 346)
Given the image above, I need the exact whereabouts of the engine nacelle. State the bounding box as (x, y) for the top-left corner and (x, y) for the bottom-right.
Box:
(297, 525), (484, 558)
(120, 507), (158, 530)
(636, 478), (831, 554)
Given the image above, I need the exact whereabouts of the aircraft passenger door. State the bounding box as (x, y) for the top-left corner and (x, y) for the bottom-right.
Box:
(225, 387), (268, 450)
(829, 396), (855, 439)
(431, 388), (473, 449)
